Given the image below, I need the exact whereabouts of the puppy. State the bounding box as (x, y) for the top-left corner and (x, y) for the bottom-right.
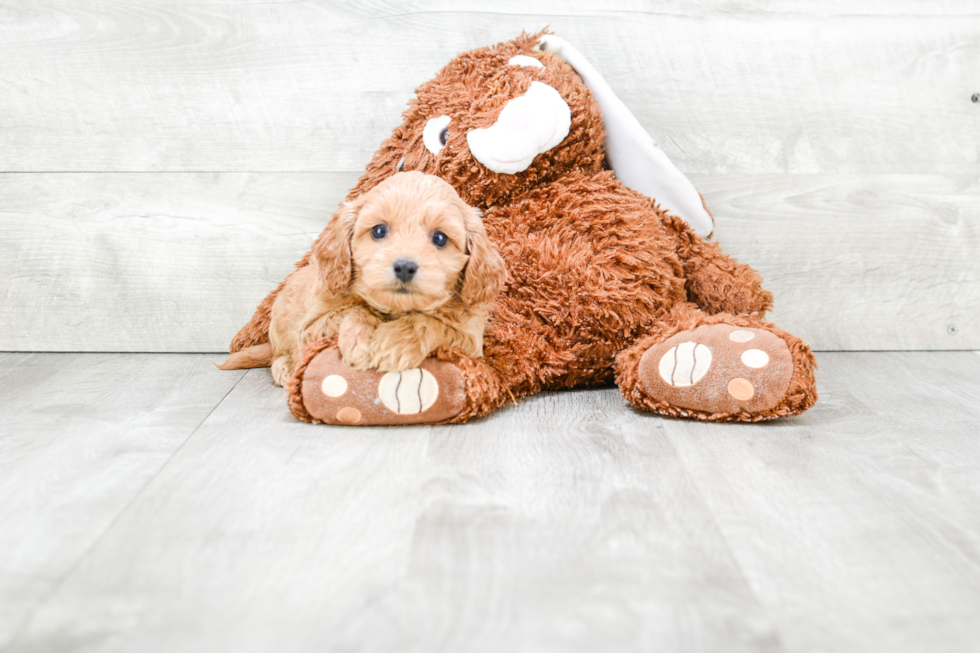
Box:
(218, 172), (506, 385)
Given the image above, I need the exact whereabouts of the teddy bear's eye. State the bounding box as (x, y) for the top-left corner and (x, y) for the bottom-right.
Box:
(371, 224), (388, 240)
(423, 115), (452, 156)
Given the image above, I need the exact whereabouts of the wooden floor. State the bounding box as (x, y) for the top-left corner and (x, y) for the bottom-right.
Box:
(1, 351), (979, 652)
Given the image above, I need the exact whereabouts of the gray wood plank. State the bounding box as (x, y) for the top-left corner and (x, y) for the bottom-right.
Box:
(0, 353), (245, 651)
(3, 351), (980, 652)
(701, 174), (980, 351)
(1, 172), (975, 352)
(1, 2), (976, 174)
(0, 172), (358, 352)
(5, 366), (783, 653)
(661, 351), (980, 653)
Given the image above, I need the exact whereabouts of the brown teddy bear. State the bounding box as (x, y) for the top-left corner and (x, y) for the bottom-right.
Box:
(229, 30), (817, 425)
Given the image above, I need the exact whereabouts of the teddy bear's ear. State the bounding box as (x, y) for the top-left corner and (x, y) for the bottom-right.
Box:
(538, 35), (715, 238)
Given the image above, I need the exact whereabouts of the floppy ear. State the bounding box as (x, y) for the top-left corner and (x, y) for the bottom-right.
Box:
(460, 206), (507, 306)
(538, 34), (714, 237)
(312, 200), (359, 294)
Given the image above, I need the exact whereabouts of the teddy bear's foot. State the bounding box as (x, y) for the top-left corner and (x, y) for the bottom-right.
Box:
(620, 317), (817, 422)
(286, 342), (468, 425)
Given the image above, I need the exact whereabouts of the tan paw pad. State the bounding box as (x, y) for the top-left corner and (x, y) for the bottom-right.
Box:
(335, 407), (361, 424)
(727, 378), (755, 401)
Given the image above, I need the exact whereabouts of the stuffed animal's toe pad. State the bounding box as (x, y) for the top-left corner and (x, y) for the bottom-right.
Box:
(639, 324), (794, 415)
(299, 348), (466, 425)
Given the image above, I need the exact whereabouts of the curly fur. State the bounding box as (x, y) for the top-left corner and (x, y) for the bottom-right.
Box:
(232, 30), (818, 423)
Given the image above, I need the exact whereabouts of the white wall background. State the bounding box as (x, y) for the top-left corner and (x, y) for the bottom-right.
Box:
(1, 0), (977, 352)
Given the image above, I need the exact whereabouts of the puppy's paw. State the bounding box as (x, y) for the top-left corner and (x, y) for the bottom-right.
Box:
(369, 321), (429, 372)
(271, 356), (292, 387)
(300, 313), (335, 348)
(338, 314), (378, 370)
(370, 347), (428, 373)
(338, 332), (373, 369)
(340, 344), (374, 370)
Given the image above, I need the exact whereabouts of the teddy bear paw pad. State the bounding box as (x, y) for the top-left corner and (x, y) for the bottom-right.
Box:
(299, 348), (466, 425)
(378, 369), (440, 414)
(639, 324), (794, 415)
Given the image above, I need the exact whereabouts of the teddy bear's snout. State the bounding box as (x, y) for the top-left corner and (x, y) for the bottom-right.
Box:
(466, 81), (571, 175)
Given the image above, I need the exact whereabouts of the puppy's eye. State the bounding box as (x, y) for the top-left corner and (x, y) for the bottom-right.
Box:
(431, 231), (448, 248)
(371, 224), (388, 240)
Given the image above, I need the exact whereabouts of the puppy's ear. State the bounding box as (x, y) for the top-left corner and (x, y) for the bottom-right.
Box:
(460, 206), (507, 306)
(312, 200), (360, 294)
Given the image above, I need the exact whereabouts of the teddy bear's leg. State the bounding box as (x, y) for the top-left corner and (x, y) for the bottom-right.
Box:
(284, 338), (513, 425)
(615, 303), (817, 421)
(663, 213), (774, 317)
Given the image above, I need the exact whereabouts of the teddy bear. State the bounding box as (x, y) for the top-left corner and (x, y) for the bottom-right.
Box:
(228, 30), (818, 425)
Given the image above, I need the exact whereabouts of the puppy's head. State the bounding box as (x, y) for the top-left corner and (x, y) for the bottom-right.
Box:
(313, 171), (506, 314)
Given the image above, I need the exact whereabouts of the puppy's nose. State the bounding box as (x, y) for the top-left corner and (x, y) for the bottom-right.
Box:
(393, 258), (418, 283)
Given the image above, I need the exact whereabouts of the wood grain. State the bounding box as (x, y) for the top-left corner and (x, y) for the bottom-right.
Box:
(661, 351), (980, 653)
(0, 172), (358, 352)
(699, 173), (980, 351)
(1, 2), (976, 174)
(4, 351), (980, 652)
(2, 2), (977, 353)
(5, 365), (781, 653)
(1, 172), (975, 352)
(0, 352), (245, 650)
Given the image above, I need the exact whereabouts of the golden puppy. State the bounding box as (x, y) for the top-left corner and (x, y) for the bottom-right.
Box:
(218, 172), (506, 385)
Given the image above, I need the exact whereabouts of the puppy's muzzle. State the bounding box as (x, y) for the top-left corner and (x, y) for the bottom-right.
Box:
(393, 258), (418, 284)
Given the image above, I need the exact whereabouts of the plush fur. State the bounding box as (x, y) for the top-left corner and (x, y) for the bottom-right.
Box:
(219, 172), (505, 383)
(230, 30), (818, 423)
